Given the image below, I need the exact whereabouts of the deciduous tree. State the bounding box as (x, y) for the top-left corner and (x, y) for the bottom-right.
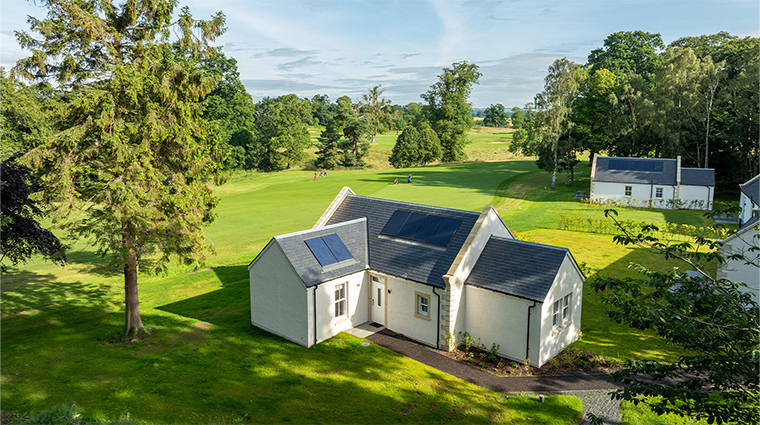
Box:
(0, 154), (66, 272)
(421, 61), (481, 162)
(483, 103), (509, 127)
(594, 209), (759, 425)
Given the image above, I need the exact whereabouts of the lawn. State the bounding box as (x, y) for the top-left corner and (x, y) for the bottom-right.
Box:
(2, 149), (721, 423)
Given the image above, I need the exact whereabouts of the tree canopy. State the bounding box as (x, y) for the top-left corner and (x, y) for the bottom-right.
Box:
(483, 103), (509, 127)
(421, 61), (481, 162)
(16, 0), (226, 336)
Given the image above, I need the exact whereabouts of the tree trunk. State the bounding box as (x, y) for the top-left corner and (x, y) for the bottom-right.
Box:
(123, 241), (144, 336)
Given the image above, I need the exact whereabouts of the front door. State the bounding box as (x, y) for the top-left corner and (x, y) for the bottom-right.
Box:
(371, 275), (386, 326)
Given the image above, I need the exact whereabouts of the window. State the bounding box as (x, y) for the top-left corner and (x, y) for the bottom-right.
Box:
(552, 300), (560, 328)
(624, 186), (632, 197)
(415, 292), (430, 320)
(334, 283), (346, 318)
(562, 294), (572, 324)
(655, 187), (663, 198)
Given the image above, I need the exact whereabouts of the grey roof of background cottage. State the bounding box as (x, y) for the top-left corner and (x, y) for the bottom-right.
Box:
(594, 156), (678, 185)
(741, 174), (760, 207)
(324, 194), (481, 288)
(465, 236), (575, 302)
(738, 215), (759, 232)
(681, 168), (715, 187)
(272, 218), (368, 287)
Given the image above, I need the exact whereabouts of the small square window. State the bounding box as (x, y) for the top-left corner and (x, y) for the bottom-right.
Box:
(655, 187), (663, 198)
(334, 283), (347, 318)
(415, 292), (430, 320)
(624, 186), (632, 197)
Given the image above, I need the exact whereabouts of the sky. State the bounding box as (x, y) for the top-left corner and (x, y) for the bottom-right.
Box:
(1, 0), (758, 108)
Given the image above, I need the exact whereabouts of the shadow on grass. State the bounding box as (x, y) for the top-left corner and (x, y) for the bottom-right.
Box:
(0, 269), (116, 317)
(1, 265), (570, 424)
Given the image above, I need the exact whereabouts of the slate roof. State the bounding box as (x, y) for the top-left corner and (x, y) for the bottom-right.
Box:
(741, 174), (760, 207)
(681, 168), (715, 186)
(593, 156), (677, 185)
(593, 156), (715, 187)
(324, 194), (480, 288)
(464, 236), (573, 302)
(738, 215), (759, 232)
(273, 218), (368, 287)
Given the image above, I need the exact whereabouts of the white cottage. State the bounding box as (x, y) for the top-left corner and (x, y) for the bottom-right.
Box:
(590, 155), (715, 210)
(717, 174), (760, 301)
(248, 187), (585, 367)
(738, 174), (759, 226)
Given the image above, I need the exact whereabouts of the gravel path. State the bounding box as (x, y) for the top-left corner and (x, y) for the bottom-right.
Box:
(562, 390), (622, 425)
(507, 390), (622, 424)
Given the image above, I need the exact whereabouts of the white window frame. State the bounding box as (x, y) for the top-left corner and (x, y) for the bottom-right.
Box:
(414, 292), (430, 321)
(562, 293), (572, 324)
(655, 187), (663, 198)
(624, 186), (632, 197)
(552, 299), (561, 328)
(334, 283), (347, 318)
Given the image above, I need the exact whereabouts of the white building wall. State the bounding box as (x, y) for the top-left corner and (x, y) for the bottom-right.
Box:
(592, 181), (676, 208)
(445, 207), (514, 349)
(462, 285), (537, 365)
(679, 185), (713, 210)
(717, 228), (760, 302)
(249, 242), (310, 346)
(739, 192), (756, 224)
(314, 270), (369, 344)
(537, 255), (583, 367)
(385, 276), (439, 347)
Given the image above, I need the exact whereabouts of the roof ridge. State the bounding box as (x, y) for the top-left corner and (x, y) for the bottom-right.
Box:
(275, 217), (367, 240)
(346, 194), (481, 216)
(488, 235), (569, 252)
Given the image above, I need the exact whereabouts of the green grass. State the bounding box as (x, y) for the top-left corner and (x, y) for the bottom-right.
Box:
(2, 149), (724, 423)
(621, 399), (708, 425)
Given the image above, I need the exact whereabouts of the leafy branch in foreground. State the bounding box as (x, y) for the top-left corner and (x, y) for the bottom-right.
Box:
(594, 208), (759, 424)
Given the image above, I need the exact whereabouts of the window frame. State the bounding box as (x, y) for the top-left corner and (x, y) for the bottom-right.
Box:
(624, 185), (632, 197)
(414, 292), (431, 321)
(655, 187), (663, 198)
(552, 299), (561, 328)
(334, 282), (347, 319)
(562, 293), (571, 324)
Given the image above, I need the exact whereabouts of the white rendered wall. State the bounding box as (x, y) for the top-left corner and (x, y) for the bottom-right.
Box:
(249, 242), (310, 346)
(718, 228), (760, 302)
(446, 207), (514, 347)
(592, 181), (676, 208)
(739, 192), (756, 224)
(314, 271), (369, 344)
(462, 285), (537, 365)
(537, 255), (583, 367)
(679, 185), (713, 210)
(385, 276), (439, 347)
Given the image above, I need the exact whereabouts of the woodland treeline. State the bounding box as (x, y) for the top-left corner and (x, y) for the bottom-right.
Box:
(3, 31), (757, 184)
(510, 31), (759, 188)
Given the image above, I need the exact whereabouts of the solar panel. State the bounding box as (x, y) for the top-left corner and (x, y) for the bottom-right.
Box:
(644, 161), (654, 171)
(635, 161), (646, 170)
(429, 218), (462, 246)
(653, 161), (664, 172)
(608, 159), (618, 170)
(414, 215), (444, 242)
(382, 210), (410, 236)
(398, 212), (426, 238)
(304, 237), (338, 266)
(322, 233), (352, 262)
(626, 161), (636, 170)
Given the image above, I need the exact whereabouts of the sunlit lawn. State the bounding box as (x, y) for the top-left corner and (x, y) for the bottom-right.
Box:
(1, 144), (723, 423)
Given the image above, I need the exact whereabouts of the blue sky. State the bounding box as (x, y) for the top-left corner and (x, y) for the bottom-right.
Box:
(1, 0), (758, 107)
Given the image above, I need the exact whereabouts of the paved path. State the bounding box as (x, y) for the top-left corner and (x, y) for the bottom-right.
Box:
(362, 329), (636, 423)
